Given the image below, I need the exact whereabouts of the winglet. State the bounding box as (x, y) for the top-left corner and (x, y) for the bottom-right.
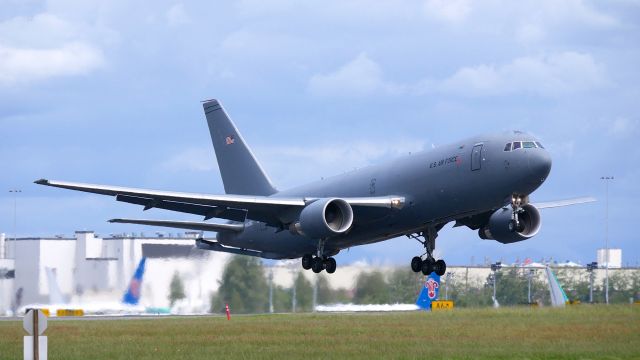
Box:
(34, 178), (49, 185)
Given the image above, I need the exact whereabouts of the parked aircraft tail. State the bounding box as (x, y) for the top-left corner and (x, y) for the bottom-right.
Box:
(202, 99), (277, 196)
(122, 257), (146, 305)
(545, 266), (569, 307)
(416, 273), (441, 310)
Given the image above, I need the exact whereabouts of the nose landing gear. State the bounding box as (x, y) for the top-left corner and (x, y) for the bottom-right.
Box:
(509, 194), (528, 233)
(408, 227), (447, 276)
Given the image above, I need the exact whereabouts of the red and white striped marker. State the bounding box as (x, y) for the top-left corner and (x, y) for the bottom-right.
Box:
(225, 304), (231, 320)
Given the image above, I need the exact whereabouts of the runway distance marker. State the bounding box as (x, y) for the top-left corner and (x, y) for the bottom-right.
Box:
(431, 300), (454, 310)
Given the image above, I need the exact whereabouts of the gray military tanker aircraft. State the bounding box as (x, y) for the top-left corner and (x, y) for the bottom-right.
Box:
(36, 99), (594, 275)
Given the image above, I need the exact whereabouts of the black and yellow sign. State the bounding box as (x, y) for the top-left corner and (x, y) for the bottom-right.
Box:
(431, 300), (454, 310)
(56, 309), (84, 317)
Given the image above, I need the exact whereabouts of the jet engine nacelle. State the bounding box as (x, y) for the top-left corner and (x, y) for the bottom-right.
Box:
(479, 204), (541, 244)
(291, 198), (354, 239)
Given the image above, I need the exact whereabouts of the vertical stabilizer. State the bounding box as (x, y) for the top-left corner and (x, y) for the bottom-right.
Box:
(122, 257), (146, 305)
(202, 99), (277, 196)
(416, 273), (440, 310)
(545, 266), (568, 307)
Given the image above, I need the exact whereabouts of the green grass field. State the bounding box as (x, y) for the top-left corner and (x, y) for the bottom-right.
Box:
(1, 305), (638, 359)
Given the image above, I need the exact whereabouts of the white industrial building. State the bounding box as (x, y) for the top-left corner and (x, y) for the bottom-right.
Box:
(0, 231), (229, 315)
(597, 248), (622, 268)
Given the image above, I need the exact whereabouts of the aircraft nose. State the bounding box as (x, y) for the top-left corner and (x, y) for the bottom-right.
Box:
(529, 150), (552, 182)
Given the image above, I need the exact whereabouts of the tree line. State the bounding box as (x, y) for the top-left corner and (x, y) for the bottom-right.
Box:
(206, 256), (640, 314)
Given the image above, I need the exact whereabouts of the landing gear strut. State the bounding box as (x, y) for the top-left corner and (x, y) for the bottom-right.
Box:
(301, 238), (337, 274)
(408, 227), (447, 276)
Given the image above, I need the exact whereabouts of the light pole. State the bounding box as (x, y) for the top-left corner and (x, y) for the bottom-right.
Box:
(491, 262), (502, 304)
(527, 269), (535, 304)
(268, 269), (274, 313)
(9, 189), (21, 253)
(444, 272), (454, 300)
(601, 176), (613, 304)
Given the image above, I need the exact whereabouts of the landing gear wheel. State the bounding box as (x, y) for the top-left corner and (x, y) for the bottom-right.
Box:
(301, 254), (313, 270)
(325, 257), (337, 274)
(434, 259), (447, 276)
(411, 256), (422, 273)
(421, 258), (434, 275)
(311, 257), (324, 273)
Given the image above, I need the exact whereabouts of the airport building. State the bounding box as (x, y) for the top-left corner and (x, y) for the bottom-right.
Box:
(597, 248), (622, 268)
(0, 231), (229, 315)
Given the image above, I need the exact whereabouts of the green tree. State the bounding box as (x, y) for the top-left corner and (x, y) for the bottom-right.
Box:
(388, 268), (422, 303)
(315, 275), (351, 305)
(168, 271), (186, 307)
(213, 256), (268, 314)
(293, 272), (313, 312)
(353, 271), (390, 304)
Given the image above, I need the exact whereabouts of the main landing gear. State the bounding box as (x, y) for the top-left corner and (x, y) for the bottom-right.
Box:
(408, 227), (447, 276)
(301, 239), (337, 274)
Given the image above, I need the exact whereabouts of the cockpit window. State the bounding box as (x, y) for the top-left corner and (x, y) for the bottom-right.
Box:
(535, 141), (545, 149)
(523, 141), (536, 148)
(512, 141), (521, 150)
(504, 143), (512, 151)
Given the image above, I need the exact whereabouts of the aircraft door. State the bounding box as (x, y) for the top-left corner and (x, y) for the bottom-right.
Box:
(471, 144), (483, 171)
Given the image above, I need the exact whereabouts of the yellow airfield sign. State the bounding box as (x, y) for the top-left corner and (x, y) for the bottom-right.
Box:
(431, 300), (454, 310)
(56, 309), (84, 317)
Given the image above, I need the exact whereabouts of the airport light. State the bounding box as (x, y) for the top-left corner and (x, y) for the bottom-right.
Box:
(268, 269), (274, 314)
(587, 261), (598, 303)
(491, 262), (502, 301)
(601, 176), (613, 304)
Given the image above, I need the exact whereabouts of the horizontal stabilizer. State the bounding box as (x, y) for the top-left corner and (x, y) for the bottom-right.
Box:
(532, 197), (596, 209)
(108, 218), (245, 233)
(195, 238), (286, 259)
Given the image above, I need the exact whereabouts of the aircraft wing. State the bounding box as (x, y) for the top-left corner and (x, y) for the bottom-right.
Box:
(531, 197), (596, 209)
(35, 179), (404, 225)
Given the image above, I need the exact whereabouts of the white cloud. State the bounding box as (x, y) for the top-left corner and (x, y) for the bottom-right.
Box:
(423, 0), (472, 24)
(0, 12), (109, 86)
(0, 42), (104, 86)
(609, 117), (638, 137)
(308, 53), (403, 97)
(440, 52), (607, 96)
(166, 3), (190, 26)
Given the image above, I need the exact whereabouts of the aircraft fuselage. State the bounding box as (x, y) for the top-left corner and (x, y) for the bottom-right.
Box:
(218, 131), (552, 258)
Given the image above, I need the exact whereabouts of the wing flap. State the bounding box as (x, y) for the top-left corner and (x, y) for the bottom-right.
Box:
(115, 194), (247, 222)
(108, 218), (245, 233)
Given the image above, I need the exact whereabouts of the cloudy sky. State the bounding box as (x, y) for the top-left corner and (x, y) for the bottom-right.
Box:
(1, 0), (639, 266)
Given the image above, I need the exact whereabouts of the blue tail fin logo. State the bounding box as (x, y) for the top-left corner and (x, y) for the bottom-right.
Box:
(416, 273), (441, 310)
(122, 257), (146, 305)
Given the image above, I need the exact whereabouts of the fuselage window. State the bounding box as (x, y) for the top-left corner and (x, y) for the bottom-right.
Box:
(504, 143), (512, 151)
(523, 141), (536, 148)
(513, 141), (522, 150)
(535, 141), (545, 149)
